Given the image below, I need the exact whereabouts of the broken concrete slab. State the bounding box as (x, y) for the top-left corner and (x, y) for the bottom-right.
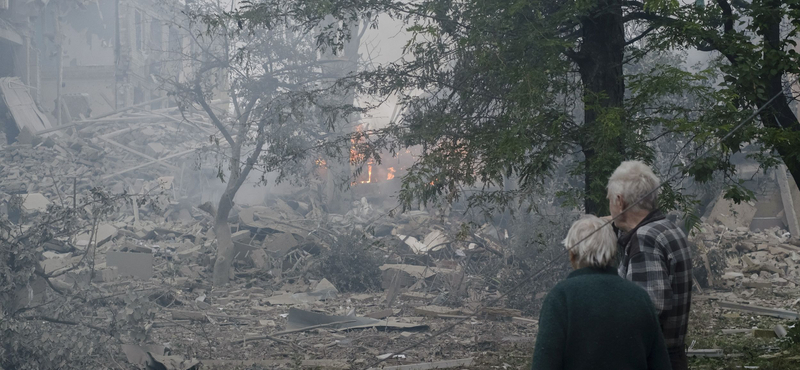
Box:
(263, 232), (299, 257)
(398, 229), (450, 254)
(75, 223), (118, 247)
(146, 142), (167, 158)
(718, 301), (800, 320)
(708, 195), (757, 230)
(365, 309), (397, 319)
(21, 193), (50, 212)
(106, 251), (154, 279)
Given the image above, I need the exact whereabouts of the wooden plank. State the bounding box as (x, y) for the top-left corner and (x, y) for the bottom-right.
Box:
(718, 301), (800, 320)
(511, 317), (538, 325)
(777, 165), (800, 237)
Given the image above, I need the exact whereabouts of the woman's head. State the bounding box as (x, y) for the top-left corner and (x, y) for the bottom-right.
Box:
(563, 215), (617, 269)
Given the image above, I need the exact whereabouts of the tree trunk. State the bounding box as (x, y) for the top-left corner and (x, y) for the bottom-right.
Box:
(757, 1), (800, 186)
(212, 185), (236, 286)
(212, 140), (243, 287)
(575, 0), (626, 215)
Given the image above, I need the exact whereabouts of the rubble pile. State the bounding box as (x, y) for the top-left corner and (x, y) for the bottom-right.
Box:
(685, 218), (800, 362)
(693, 224), (800, 290)
(14, 189), (536, 369)
(1, 110), (537, 369)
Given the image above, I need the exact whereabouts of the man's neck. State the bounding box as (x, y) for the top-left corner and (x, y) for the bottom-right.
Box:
(616, 209), (652, 232)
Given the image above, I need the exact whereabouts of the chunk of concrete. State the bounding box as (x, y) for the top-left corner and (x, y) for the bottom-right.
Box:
(75, 223), (118, 247)
(146, 143), (166, 157)
(263, 232), (298, 257)
(106, 251), (154, 279)
(21, 193), (50, 212)
(709, 196), (757, 230)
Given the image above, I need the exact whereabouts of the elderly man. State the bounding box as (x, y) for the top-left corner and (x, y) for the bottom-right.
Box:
(607, 161), (693, 370)
(531, 215), (671, 370)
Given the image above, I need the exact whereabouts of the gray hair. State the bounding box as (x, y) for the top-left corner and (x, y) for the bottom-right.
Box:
(606, 160), (660, 211)
(563, 215), (617, 268)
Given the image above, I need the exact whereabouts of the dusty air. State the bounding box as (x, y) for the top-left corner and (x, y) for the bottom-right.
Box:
(1, 0), (800, 369)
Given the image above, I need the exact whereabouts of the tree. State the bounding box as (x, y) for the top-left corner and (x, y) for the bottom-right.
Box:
(227, 0), (795, 218)
(633, 0), (800, 196)
(355, 0), (667, 214)
(166, 1), (365, 286)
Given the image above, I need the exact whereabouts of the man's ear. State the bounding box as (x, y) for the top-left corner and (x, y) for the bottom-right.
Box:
(616, 194), (626, 210)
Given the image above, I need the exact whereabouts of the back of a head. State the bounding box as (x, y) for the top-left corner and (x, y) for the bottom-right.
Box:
(563, 215), (617, 268)
(607, 160), (660, 211)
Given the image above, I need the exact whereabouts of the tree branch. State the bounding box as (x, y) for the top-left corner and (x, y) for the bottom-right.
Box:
(625, 25), (656, 45)
(716, 0), (734, 34)
(195, 80), (235, 147)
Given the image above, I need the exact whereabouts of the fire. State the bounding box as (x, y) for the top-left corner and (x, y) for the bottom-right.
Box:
(360, 161), (373, 183)
(387, 167), (396, 180)
(315, 158), (327, 168)
(350, 125), (365, 163)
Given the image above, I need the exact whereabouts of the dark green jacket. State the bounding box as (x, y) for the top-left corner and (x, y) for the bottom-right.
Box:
(531, 266), (671, 370)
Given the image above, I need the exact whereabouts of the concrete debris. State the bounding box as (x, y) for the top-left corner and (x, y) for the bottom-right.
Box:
(286, 307), (428, 332)
(106, 251), (154, 279)
(366, 357), (474, 370)
(717, 301), (799, 320)
(21, 193), (50, 212)
(687, 349), (724, 358)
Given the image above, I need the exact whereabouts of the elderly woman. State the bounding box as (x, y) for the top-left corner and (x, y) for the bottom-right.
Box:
(530, 215), (671, 370)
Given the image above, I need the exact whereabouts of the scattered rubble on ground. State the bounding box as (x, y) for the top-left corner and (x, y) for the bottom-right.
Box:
(685, 187), (800, 366)
(5, 108), (800, 368)
(1, 114), (542, 368)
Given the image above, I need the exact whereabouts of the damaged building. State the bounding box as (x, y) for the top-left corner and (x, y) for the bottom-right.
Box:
(0, 0), (197, 143)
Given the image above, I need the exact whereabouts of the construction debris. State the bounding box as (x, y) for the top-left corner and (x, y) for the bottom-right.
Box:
(717, 301), (800, 320)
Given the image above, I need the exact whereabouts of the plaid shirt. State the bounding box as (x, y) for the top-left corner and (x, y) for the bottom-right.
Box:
(617, 210), (692, 349)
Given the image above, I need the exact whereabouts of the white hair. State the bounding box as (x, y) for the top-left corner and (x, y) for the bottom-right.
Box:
(563, 215), (617, 268)
(606, 160), (660, 211)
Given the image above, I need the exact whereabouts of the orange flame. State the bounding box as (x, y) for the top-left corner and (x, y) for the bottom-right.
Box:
(360, 161), (373, 183)
(387, 167), (396, 180)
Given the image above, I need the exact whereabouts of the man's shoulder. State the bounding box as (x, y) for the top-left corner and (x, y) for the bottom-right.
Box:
(632, 218), (688, 254)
